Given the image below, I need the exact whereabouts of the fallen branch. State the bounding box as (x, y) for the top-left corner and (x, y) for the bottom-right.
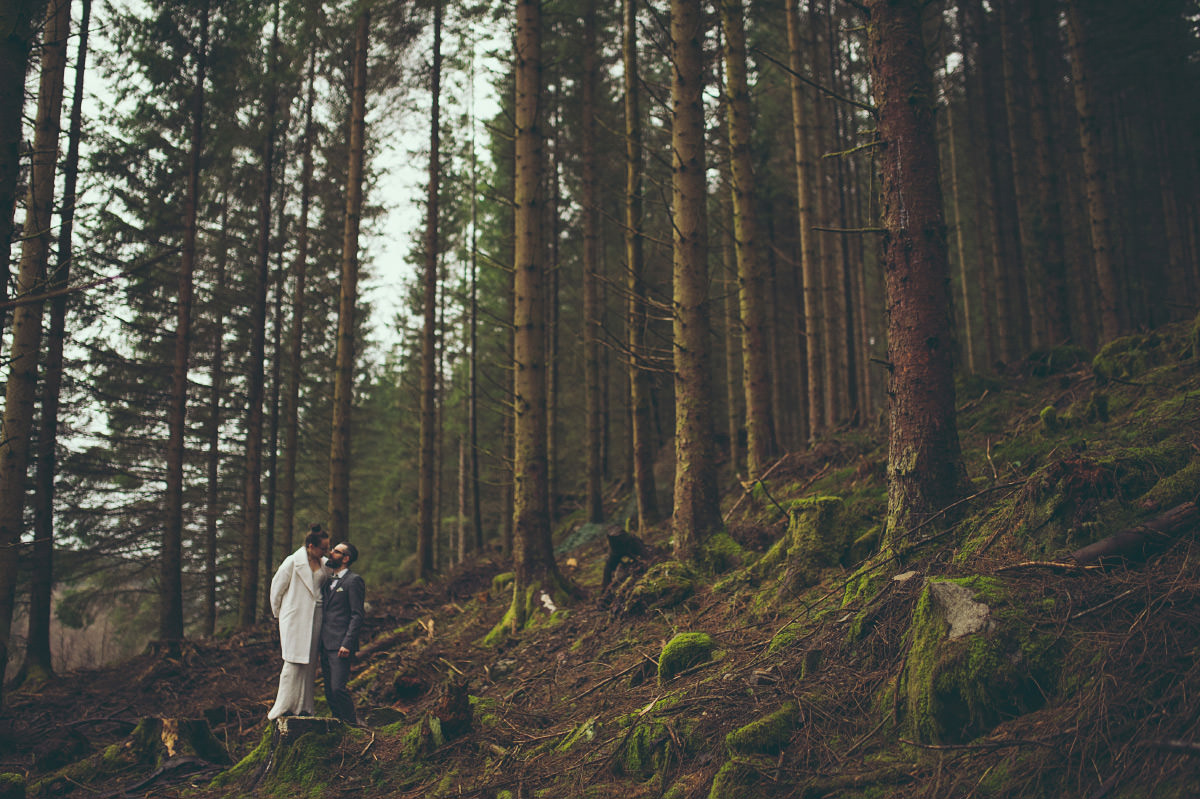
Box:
(1069, 502), (1198, 567)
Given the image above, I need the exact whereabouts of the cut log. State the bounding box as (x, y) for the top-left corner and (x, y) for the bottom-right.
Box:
(1069, 501), (1198, 567)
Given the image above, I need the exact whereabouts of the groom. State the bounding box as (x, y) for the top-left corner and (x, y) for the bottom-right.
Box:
(321, 541), (365, 725)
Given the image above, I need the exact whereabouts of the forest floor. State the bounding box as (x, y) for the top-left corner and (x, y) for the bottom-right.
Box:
(3, 319), (1200, 798)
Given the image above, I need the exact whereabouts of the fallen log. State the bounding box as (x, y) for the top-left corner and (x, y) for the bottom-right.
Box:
(1069, 501), (1198, 567)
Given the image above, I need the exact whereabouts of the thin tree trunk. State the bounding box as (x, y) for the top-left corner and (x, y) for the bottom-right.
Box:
(280, 49), (317, 556)
(670, 0), (721, 562)
(1064, 0), (1121, 341)
(457, 434), (466, 563)
(239, 1), (281, 625)
(1025, 0), (1069, 345)
(263, 151), (287, 616)
(203, 202), (230, 638)
(545, 97), (560, 526)
(327, 6), (369, 546)
(164, 0), (208, 644)
(786, 0), (820, 441)
(581, 2), (603, 524)
(0, 0), (48, 354)
(25, 0), (91, 682)
(945, 77), (975, 372)
(469, 58), (483, 551)
(864, 0), (966, 550)
(624, 0), (658, 531)
(0, 0), (69, 701)
(418, 0), (442, 579)
(721, 0), (775, 480)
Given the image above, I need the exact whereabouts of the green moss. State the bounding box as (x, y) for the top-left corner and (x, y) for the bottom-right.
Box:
(624, 561), (696, 615)
(725, 702), (800, 755)
(659, 632), (715, 684)
(0, 773), (24, 799)
(767, 620), (806, 655)
(696, 532), (743, 574)
(900, 578), (1058, 744)
(1039, 405), (1061, 435)
(1093, 332), (1170, 384)
(556, 716), (598, 753)
(708, 756), (773, 799)
(491, 572), (514, 594)
(1138, 457), (1200, 509)
(1190, 311), (1200, 359)
(1025, 345), (1090, 376)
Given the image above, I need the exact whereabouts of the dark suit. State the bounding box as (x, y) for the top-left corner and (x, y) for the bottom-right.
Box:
(320, 569), (365, 723)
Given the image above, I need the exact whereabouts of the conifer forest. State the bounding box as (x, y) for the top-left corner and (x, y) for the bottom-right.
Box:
(0, 2), (1199, 792)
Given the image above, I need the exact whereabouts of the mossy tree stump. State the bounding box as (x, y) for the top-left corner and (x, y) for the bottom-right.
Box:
(212, 717), (345, 793)
(749, 497), (846, 595)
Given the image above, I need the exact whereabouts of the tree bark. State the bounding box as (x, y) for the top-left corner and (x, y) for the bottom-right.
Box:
(786, 0), (820, 441)
(418, 0), (443, 579)
(623, 0), (658, 532)
(203, 202), (230, 638)
(864, 0), (967, 550)
(26, 0), (91, 682)
(280, 49), (317, 557)
(0, 0), (69, 703)
(327, 5), (369, 547)
(240, 0), (281, 625)
(1063, 0), (1122, 341)
(670, 0), (722, 562)
(163, 0), (208, 644)
(509, 0), (564, 631)
(0, 0), (48, 356)
(581, 2), (603, 524)
(721, 0), (775, 481)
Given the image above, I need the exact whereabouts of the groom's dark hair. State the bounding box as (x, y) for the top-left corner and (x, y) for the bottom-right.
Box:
(341, 542), (359, 565)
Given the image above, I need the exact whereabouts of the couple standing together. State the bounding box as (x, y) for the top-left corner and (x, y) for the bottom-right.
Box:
(267, 524), (365, 724)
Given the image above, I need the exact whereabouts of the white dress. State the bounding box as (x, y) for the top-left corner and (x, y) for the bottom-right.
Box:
(267, 565), (327, 720)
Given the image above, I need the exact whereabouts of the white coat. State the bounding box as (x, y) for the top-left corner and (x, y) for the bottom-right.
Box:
(270, 547), (324, 664)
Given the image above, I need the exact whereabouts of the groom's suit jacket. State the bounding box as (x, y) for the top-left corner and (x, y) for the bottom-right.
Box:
(321, 569), (365, 655)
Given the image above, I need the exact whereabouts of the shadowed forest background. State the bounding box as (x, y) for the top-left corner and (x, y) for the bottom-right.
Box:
(0, 0), (1196, 698)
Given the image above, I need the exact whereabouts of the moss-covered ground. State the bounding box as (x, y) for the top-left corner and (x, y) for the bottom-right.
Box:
(4, 321), (1200, 797)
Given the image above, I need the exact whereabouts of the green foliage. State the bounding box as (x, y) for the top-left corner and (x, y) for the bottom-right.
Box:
(1092, 332), (1171, 383)
(0, 773), (25, 799)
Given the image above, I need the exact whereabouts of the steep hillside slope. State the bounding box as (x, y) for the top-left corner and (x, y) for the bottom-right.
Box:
(2, 320), (1199, 798)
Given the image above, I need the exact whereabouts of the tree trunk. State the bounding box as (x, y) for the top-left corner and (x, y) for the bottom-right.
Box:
(721, 0), (775, 481)
(263, 151), (288, 616)
(0, 0), (69, 702)
(1063, 0), (1122, 342)
(508, 0), (564, 631)
(418, 0), (442, 579)
(670, 0), (722, 562)
(1024, 0), (1070, 345)
(469, 72), (484, 551)
(624, 0), (658, 532)
(944, 77), (975, 372)
(0, 0), (48, 356)
(203, 202), (230, 638)
(280, 49), (317, 557)
(786, 0), (821, 441)
(582, 2), (603, 524)
(163, 0), (208, 644)
(25, 0), (91, 682)
(864, 0), (966, 551)
(327, 6), (369, 546)
(240, 1), (281, 625)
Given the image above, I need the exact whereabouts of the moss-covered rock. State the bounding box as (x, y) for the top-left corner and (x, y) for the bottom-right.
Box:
(1139, 457), (1200, 510)
(1093, 332), (1170, 384)
(623, 561), (696, 616)
(725, 702), (800, 755)
(708, 755), (774, 799)
(0, 773), (24, 799)
(659, 632), (715, 683)
(1024, 345), (1090, 376)
(899, 577), (1058, 744)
